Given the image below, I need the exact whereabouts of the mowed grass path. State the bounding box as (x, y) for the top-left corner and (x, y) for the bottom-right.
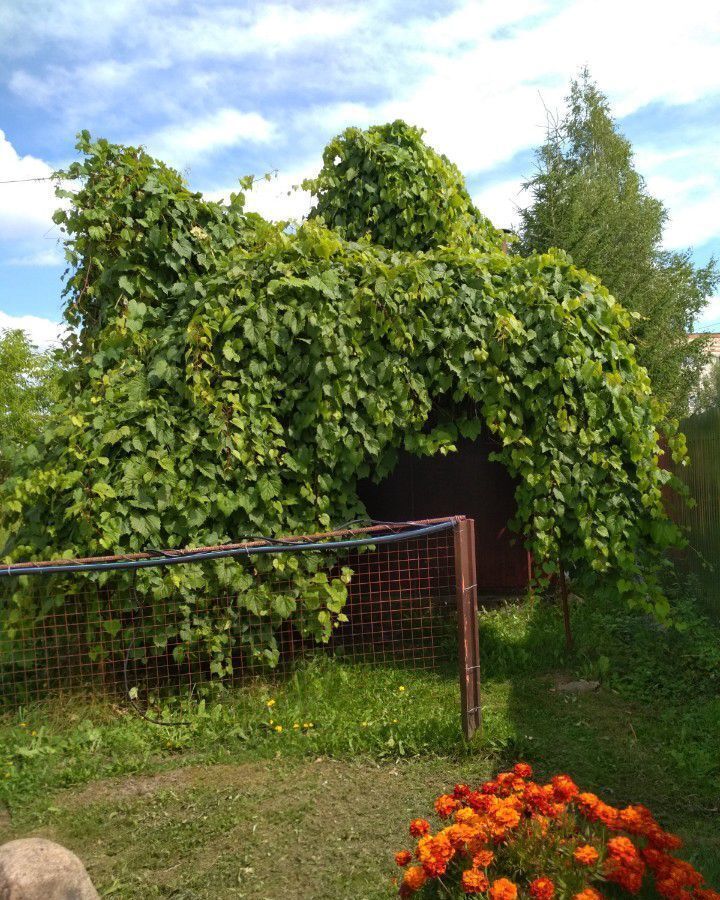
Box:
(1, 598), (719, 897)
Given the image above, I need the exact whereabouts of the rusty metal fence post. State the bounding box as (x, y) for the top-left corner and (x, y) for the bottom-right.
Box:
(454, 517), (481, 739)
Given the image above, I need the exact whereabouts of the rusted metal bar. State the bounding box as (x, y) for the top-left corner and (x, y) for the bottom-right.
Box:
(559, 564), (573, 652)
(2, 516), (464, 573)
(454, 518), (482, 739)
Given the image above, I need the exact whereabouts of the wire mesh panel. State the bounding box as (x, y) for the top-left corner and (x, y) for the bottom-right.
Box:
(1, 519), (478, 729)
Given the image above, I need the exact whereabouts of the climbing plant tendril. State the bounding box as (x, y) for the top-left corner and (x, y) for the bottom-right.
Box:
(0, 123), (687, 676)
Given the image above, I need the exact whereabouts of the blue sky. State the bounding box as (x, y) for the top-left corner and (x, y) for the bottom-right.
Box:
(1, 0), (719, 345)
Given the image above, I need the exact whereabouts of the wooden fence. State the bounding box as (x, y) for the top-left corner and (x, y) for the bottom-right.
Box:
(671, 409), (720, 618)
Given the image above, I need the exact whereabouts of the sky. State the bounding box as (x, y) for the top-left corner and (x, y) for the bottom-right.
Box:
(1, 0), (719, 347)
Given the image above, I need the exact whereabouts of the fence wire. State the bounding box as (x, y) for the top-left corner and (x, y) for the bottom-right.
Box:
(0, 519), (465, 715)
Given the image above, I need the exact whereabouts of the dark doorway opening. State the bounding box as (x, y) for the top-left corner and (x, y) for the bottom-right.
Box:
(358, 436), (531, 594)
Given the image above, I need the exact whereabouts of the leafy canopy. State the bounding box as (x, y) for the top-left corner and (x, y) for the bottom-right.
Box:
(306, 121), (504, 253)
(0, 124), (688, 674)
(519, 71), (719, 418)
(0, 329), (60, 483)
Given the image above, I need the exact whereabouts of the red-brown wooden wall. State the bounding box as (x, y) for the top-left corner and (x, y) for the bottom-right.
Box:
(357, 435), (531, 593)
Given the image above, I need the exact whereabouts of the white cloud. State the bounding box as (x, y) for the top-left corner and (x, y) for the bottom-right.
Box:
(0, 310), (64, 348)
(301, 0), (720, 253)
(0, 0), (149, 56)
(145, 108), (275, 168)
(135, 4), (367, 64)
(10, 59), (151, 109)
(7, 248), (64, 267)
(659, 188), (720, 250)
(205, 166), (316, 222)
(307, 0), (720, 175)
(472, 178), (529, 231)
(3, 2), (366, 66)
(237, 4), (366, 54)
(0, 130), (60, 240)
(640, 148), (720, 249)
(696, 296), (720, 332)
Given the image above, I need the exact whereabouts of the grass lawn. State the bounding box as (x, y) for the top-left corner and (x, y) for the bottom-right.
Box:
(0, 594), (719, 897)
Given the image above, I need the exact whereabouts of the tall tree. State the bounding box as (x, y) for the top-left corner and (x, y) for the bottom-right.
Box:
(519, 70), (718, 417)
(0, 329), (60, 482)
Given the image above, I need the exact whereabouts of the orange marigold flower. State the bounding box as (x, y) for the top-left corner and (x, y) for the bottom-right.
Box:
(417, 833), (454, 878)
(530, 876), (555, 900)
(576, 792), (617, 827)
(574, 844), (600, 866)
(409, 818), (430, 837)
(400, 865), (427, 896)
(618, 804), (654, 835)
(646, 825), (683, 851)
(489, 878), (518, 900)
(604, 856), (645, 894)
(455, 806), (478, 825)
(640, 847), (670, 874)
(446, 823), (477, 850)
(466, 790), (490, 812)
(576, 791), (600, 812)
(523, 783), (556, 817)
(513, 762), (533, 778)
(607, 836), (640, 865)
(395, 850), (412, 867)
(551, 774), (579, 802)
(695, 890), (720, 900)
(462, 869), (490, 895)
(574, 890), (603, 900)
(454, 783), (471, 800)
(493, 804), (521, 829)
(435, 794), (460, 818)
(473, 848), (494, 868)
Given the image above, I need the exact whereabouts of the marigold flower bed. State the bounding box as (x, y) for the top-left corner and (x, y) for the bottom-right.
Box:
(393, 764), (719, 899)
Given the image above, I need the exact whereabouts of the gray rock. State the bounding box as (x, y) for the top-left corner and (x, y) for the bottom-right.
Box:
(555, 679), (600, 694)
(0, 838), (99, 900)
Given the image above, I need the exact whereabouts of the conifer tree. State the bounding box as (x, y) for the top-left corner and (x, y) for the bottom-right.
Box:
(520, 70), (718, 416)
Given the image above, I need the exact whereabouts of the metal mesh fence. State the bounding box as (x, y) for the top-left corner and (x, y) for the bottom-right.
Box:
(0, 518), (480, 733)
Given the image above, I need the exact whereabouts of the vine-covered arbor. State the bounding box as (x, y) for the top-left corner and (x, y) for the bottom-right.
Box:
(0, 121), (686, 668)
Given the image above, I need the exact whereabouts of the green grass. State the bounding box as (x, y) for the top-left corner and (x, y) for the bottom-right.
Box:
(0, 592), (719, 897)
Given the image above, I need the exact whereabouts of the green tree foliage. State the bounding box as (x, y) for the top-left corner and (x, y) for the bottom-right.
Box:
(0, 127), (688, 677)
(0, 329), (60, 482)
(519, 71), (719, 417)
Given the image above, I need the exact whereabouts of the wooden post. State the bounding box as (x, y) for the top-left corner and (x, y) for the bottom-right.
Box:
(559, 564), (573, 652)
(454, 518), (481, 739)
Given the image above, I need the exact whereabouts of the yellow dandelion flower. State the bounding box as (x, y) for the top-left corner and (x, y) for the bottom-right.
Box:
(398, 686), (406, 692)
(293, 723), (300, 730)
(274, 725), (283, 733)
(266, 699), (276, 708)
